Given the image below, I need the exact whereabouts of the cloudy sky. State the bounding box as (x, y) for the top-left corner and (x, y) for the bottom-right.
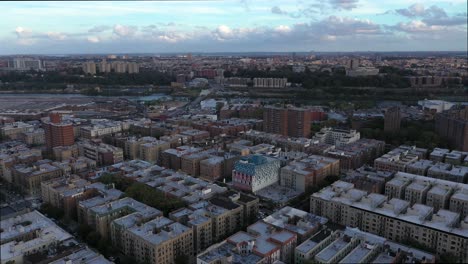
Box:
(1, 0), (467, 54)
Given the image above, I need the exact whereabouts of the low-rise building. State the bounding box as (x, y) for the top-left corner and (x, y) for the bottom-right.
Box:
(0, 211), (74, 264)
(312, 127), (360, 147)
(374, 146), (426, 172)
(280, 155), (340, 192)
(11, 161), (63, 196)
(87, 197), (162, 240)
(123, 217), (193, 264)
(310, 181), (468, 262)
(78, 140), (123, 166)
(295, 227), (435, 264)
(199, 156), (224, 181)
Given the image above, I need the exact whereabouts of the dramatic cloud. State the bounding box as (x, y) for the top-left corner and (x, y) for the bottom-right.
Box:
(213, 25), (234, 40)
(113, 24), (138, 37)
(329, 0), (359, 10)
(395, 3), (426, 17)
(393, 4), (467, 26)
(393, 20), (444, 33)
(1, 1), (466, 54)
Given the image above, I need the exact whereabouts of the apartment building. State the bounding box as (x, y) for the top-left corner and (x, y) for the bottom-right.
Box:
(161, 146), (202, 171)
(446, 151), (468, 165)
(343, 166), (394, 194)
(374, 146), (423, 172)
(122, 217), (193, 264)
(280, 155), (340, 192)
(41, 177), (120, 219)
(295, 228), (435, 264)
(428, 164), (468, 183)
(406, 159), (435, 176)
(11, 162), (63, 196)
(77, 140), (123, 166)
(181, 152), (213, 177)
(243, 130), (312, 152)
(430, 148), (450, 162)
(198, 222), (297, 264)
(253, 77), (287, 88)
(199, 156), (224, 181)
(0, 211), (74, 264)
(169, 208), (213, 254)
(310, 181), (468, 262)
(42, 113), (75, 149)
(189, 198), (243, 242)
(312, 127), (360, 147)
(80, 120), (124, 139)
(435, 107), (468, 151)
(263, 206), (328, 243)
(52, 145), (80, 161)
(77, 187), (124, 224)
(137, 169), (227, 204)
(0, 143), (42, 183)
(140, 140), (171, 163)
(325, 139), (385, 171)
(1, 121), (34, 140)
(450, 188), (468, 219)
(263, 106), (322, 138)
(86, 197), (162, 240)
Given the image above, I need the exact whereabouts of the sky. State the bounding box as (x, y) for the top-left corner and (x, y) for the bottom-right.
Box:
(0, 0), (467, 54)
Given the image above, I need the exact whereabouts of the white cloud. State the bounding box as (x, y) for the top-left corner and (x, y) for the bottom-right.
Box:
(321, 34), (337, 41)
(274, 25), (291, 33)
(87, 36), (100, 43)
(47, 32), (67, 41)
(113, 24), (138, 37)
(394, 20), (444, 32)
(15, 26), (32, 38)
(213, 25), (234, 40)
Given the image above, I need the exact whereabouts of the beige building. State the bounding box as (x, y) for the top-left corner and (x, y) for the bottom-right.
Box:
(310, 181), (468, 262)
(199, 156), (224, 181)
(426, 184), (454, 212)
(169, 208), (213, 254)
(122, 217), (193, 264)
(280, 155), (340, 192)
(140, 140), (170, 163)
(82, 61), (96, 75)
(124, 137), (170, 163)
(53, 145), (80, 161)
(87, 197), (162, 240)
(404, 179), (432, 205)
(375, 149), (419, 172)
(295, 228), (436, 264)
(12, 162), (63, 196)
(450, 188), (468, 219)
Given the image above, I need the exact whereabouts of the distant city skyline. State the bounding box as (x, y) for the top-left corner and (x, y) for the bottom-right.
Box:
(1, 0), (467, 54)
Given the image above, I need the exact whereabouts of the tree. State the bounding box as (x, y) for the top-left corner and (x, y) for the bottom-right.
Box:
(85, 231), (101, 247)
(125, 182), (186, 215)
(439, 253), (460, 263)
(39, 203), (64, 219)
(175, 254), (190, 264)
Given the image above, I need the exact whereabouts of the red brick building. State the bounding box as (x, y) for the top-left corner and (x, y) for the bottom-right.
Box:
(43, 113), (75, 149)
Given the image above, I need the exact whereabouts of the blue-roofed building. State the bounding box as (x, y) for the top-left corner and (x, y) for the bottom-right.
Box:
(232, 154), (281, 193)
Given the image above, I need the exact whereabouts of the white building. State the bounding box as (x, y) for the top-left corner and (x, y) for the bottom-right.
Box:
(418, 100), (455, 113)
